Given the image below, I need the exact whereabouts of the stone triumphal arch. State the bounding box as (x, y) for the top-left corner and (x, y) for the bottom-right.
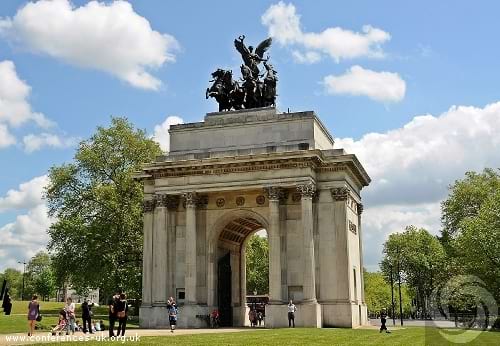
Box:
(137, 107), (370, 328)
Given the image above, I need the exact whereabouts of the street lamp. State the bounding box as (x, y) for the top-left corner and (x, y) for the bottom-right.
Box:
(17, 261), (27, 301)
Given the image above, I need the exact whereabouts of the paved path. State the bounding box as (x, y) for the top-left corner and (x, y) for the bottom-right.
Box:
(1, 328), (262, 345)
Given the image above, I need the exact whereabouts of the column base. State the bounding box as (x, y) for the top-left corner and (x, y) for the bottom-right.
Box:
(265, 302), (321, 328)
(320, 301), (369, 327)
(177, 304), (210, 328)
(139, 304), (170, 328)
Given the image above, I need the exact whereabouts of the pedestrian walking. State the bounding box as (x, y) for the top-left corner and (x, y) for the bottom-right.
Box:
(287, 300), (296, 328)
(27, 295), (40, 336)
(380, 308), (391, 333)
(167, 297), (178, 333)
(115, 293), (128, 336)
(65, 298), (76, 334)
(81, 299), (93, 334)
(108, 293), (119, 337)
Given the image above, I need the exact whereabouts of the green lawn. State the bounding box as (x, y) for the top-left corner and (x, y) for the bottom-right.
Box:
(28, 328), (500, 346)
(0, 300), (138, 334)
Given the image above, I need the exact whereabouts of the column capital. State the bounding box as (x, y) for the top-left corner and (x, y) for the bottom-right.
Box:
(142, 199), (156, 213)
(330, 187), (351, 201)
(264, 186), (287, 202)
(297, 182), (316, 198)
(183, 191), (198, 207)
(358, 203), (364, 214)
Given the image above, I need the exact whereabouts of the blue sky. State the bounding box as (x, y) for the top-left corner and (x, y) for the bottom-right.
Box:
(0, 0), (499, 272)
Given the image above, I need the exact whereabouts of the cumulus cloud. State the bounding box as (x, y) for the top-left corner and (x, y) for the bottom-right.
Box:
(0, 0), (179, 90)
(323, 65), (406, 102)
(23, 133), (79, 153)
(262, 2), (390, 63)
(0, 124), (16, 148)
(153, 115), (184, 152)
(0, 175), (52, 271)
(0, 175), (48, 212)
(335, 102), (500, 269)
(0, 60), (53, 129)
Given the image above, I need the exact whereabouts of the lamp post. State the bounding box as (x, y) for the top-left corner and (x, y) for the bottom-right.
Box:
(390, 264), (396, 326)
(17, 261), (27, 301)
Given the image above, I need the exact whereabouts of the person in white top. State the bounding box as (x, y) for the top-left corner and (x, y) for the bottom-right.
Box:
(287, 300), (297, 328)
(65, 298), (76, 334)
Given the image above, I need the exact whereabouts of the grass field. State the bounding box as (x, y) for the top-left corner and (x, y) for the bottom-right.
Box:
(0, 300), (138, 334)
(27, 327), (500, 346)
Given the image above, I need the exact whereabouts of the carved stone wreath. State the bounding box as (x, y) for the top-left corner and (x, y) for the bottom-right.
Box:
(292, 192), (302, 202)
(216, 198), (225, 208)
(256, 195), (265, 205)
(236, 196), (245, 206)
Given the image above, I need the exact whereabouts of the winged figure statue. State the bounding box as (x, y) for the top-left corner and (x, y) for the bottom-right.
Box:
(234, 35), (272, 79)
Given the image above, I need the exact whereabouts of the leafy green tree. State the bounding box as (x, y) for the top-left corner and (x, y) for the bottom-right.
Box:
(441, 168), (500, 248)
(246, 233), (269, 295)
(456, 188), (500, 302)
(46, 117), (162, 300)
(364, 269), (413, 318)
(364, 270), (392, 314)
(381, 226), (446, 318)
(21, 251), (57, 300)
(440, 169), (500, 328)
(0, 268), (23, 299)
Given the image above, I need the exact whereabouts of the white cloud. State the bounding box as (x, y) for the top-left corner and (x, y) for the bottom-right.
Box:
(323, 65), (406, 102)
(0, 0), (179, 90)
(0, 60), (53, 128)
(262, 2), (390, 63)
(0, 175), (48, 212)
(0, 175), (52, 271)
(335, 101), (500, 269)
(23, 133), (79, 153)
(153, 115), (184, 152)
(362, 203), (441, 271)
(0, 123), (16, 148)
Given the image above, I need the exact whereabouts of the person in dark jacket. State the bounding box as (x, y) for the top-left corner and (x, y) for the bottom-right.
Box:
(108, 292), (119, 337)
(81, 299), (93, 334)
(380, 308), (391, 333)
(115, 293), (128, 337)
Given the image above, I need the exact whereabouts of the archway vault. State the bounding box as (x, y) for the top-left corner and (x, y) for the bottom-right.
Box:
(219, 217), (263, 247)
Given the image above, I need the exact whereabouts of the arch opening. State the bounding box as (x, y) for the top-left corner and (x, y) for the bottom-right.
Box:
(214, 216), (269, 327)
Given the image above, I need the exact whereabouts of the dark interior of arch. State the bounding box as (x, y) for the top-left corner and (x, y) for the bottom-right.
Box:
(218, 217), (263, 246)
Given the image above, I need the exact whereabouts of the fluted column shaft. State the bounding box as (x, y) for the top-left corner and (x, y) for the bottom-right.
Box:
(184, 192), (197, 304)
(298, 183), (317, 302)
(152, 195), (168, 304)
(265, 187), (284, 304)
(142, 198), (155, 305)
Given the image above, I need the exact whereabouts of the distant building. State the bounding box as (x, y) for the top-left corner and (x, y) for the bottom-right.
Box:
(56, 288), (99, 303)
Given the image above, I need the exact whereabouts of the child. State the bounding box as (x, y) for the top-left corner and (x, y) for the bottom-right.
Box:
(52, 310), (68, 336)
(167, 298), (178, 333)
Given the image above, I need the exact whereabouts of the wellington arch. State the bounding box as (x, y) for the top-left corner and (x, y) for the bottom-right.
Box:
(135, 107), (371, 328)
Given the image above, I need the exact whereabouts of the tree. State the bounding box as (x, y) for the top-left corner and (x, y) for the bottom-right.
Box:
(22, 252), (57, 301)
(381, 226), (446, 318)
(246, 233), (269, 295)
(441, 168), (500, 248)
(0, 269), (23, 299)
(440, 169), (500, 328)
(46, 117), (162, 300)
(364, 270), (392, 314)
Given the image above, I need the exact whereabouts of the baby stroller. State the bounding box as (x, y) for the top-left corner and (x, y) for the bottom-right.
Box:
(51, 309), (68, 336)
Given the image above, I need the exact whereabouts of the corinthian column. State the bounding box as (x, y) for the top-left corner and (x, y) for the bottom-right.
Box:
(152, 194), (168, 304)
(184, 192), (198, 304)
(142, 198), (155, 306)
(297, 183), (317, 302)
(264, 187), (285, 304)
